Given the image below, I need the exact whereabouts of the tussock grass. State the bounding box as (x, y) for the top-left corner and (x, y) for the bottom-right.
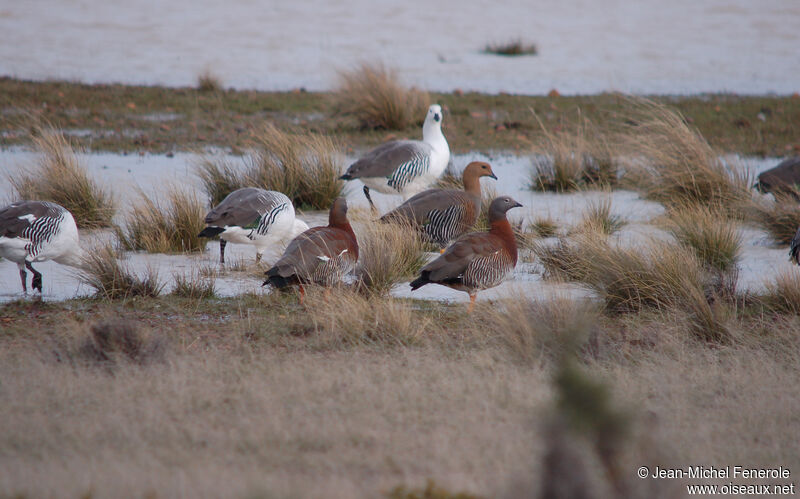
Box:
(749, 192), (800, 245)
(245, 124), (343, 210)
(530, 113), (617, 192)
(333, 62), (430, 130)
(355, 220), (428, 296)
(172, 269), (216, 299)
(8, 127), (115, 228)
(761, 272), (800, 315)
(116, 186), (206, 254)
(304, 288), (431, 347)
(483, 39), (538, 56)
(196, 156), (246, 206)
(197, 69), (223, 92)
(576, 199), (625, 235)
(530, 216), (559, 238)
(79, 245), (164, 299)
(621, 98), (751, 211)
(534, 232), (729, 340)
(491, 296), (600, 364)
(665, 205), (741, 274)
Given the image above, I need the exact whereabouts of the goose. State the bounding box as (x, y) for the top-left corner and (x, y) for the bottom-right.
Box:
(755, 156), (800, 198)
(380, 161), (497, 250)
(0, 200), (83, 294)
(340, 104), (450, 211)
(198, 188), (309, 264)
(410, 196), (522, 312)
(264, 198), (358, 303)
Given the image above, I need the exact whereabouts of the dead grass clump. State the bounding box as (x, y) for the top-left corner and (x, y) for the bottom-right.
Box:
(388, 479), (481, 499)
(530, 216), (559, 238)
(530, 113), (617, 192)
(356, 220), (428, 296)
(197, 69), (223, 92)
(576, 199), (625, 235)
(621, 98), (751, 211)
(535, 233), (729, 340)
(78, 320), (167, 366)
(8, 127), (115, 228)
(491, 297), (600, 364)
(196, 156), (247, 206)
(483, 39), (538, 57)
(245, 124), (343, 210)
(79, 245), (164, 299)
(761, 272), (800, 315)
(665, 205), (741, 274)
(305, 288), (431, 347)
(750, 192), (800, 245)
(172, 269), (216, 299)
(116, 186), (206, 253)
(333, 62), (430, 130)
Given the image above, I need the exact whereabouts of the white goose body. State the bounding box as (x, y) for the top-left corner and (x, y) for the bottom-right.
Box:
(199, 188), (309, 264)
(341, 104), (450, 207)
(0, 200), (83, 294)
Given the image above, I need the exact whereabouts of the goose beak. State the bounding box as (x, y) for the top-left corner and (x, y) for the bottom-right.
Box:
(433, 113), (441, 122)
(513, 202), (523, 208)
(488, 173), (498, 180)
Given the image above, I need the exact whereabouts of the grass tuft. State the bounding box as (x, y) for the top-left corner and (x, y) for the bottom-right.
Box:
(576, 199), (625, 235)
(195, 156), (247, 206)
(534, 232), (729, 340)
(483, 39), (538, 57)
(244, 124), (343, 210)
(749, 191), (800, 245)
(8, 127), (115, 228)
(355, 219), (428, 296)
(116, 186), (206, 253)
(172, 268), (216, 299)
(79, 244), (164, 299)
(530, 113), (617, 192)
(197, 70), (223, 92)
(665, 205), (741, 274)
(333, 62), (430, 130)
(621, 98), (751, 211)
(761, 272), (800, 315)
(530, 216), (560, 238)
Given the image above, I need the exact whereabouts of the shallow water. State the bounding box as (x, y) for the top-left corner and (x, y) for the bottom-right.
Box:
(1, 0), (798, 94)
(0, 150), (793, 303)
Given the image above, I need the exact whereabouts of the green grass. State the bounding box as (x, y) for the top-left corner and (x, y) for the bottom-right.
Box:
(1, 78), (799, 156)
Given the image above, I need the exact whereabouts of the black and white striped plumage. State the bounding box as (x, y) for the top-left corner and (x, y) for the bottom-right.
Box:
(0, 200), (83, 294)
(198, 188), (309, 264)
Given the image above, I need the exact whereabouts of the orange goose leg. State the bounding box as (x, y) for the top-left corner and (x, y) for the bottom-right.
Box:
(298, 284), (306, 305)
(467, 293), (477, 314)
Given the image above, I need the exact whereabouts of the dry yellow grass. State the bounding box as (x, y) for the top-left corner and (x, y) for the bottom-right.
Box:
(8, 127), (115, 228)
(195, 155), (246, 206)
(116, 185), (206, 253)
(530, 112), (617, 192)
(1, 308), (797, 498)
(761, 271), (800, 315)
(534, 230), (729, 340)
(172, 268), (216, 299)
(354, 219), (428, 296)
(749, 191), (800, 245)
(197, 69), (223, 92)
(78, 244), (164, 299)
(621, 98), (751, 211)
(245, 123), (344, 210)
(333, 62), (430, 130)
(664, 204), (742, 274)
(575, 199), (625, 235)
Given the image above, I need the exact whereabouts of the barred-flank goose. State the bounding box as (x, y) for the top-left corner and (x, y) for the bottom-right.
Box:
(755, 156), (800, 198)
(263, 198), (358, 302)
(340, 104), (450, 210)
(0, 200), (83, 294)
(790, 226), (800, 265)
(380, 161), (497, 250)
(410, 196), (522, 312)
(198, 188), (309, 264)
